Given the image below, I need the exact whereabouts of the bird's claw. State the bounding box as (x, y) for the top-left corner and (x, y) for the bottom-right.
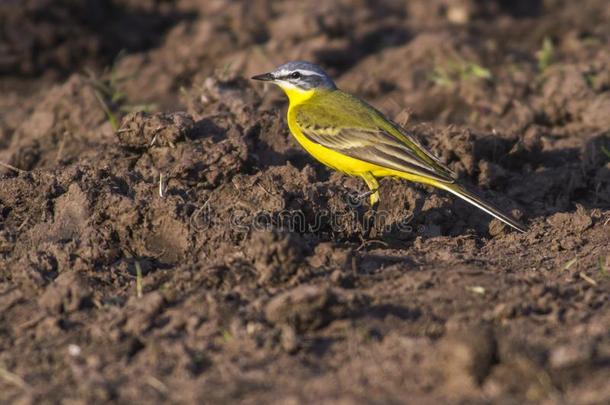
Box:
(357, 190), (374, 200)
(346, 189), (380, 208)
(361, 190), (380, 208)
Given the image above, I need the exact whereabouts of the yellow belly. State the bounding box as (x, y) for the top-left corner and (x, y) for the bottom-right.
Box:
(287, 109), (377, 175)
(285, 103), (440, 188)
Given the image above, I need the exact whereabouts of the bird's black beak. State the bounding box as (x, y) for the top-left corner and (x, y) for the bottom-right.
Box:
(251, 72), (274, 81)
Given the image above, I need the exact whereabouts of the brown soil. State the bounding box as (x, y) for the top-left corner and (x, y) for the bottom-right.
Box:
(1, 0), (610, 403)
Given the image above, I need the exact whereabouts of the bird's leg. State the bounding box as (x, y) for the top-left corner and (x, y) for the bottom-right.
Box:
(359, 173), (380, 208)
(359, 173), (380, 238)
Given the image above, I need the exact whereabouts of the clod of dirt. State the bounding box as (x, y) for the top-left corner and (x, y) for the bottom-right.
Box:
(547, 210), (593, 233)
(123, 292), (165, 336)
(52, 183), (90, 241)
(117, 111), (195, 149)
(507, 125), (544, 164)
(436, 327), (497, 391)
(309, 243), (357, 287)
(182, 75), (262, 124)
(246, 230), (304, 286)
(37, 271), (93, 314)
(433, 127), (476, 176)
(280, 325), (300, 354)
(308, 242), (355, 271)
(1, 74), (113, 171)
(488, 219), (508, 237)
(143, 214), (190, 265)
(264, 285), (365, 333)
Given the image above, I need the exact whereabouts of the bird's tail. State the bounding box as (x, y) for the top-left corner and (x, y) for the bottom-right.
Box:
(436, 182), (527, 233)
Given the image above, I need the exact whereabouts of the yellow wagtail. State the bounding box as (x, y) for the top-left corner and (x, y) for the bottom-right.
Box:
(252, 61), (526, 233)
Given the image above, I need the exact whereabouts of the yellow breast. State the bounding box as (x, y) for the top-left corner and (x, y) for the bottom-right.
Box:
(286, 108), (375, 175)
(282, 86), (384, 176)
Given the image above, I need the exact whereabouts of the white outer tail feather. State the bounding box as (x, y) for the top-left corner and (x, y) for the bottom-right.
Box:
(439, 183), (527, 233)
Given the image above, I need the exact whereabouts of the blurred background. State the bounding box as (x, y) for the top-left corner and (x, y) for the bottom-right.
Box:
(2, 0), (609, 124)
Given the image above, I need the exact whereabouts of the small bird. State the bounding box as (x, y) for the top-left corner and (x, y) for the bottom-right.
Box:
(252, 61), (526, 233)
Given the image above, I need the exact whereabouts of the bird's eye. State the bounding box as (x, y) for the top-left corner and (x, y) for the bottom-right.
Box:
(290, 72), (301, 79)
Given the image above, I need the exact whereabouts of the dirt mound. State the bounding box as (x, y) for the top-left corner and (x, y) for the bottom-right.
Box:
(0, 0), (190, 77)
(1, 0), (609, 403)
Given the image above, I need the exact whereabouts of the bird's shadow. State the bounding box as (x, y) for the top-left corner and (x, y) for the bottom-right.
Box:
(351, 132), (610, 244)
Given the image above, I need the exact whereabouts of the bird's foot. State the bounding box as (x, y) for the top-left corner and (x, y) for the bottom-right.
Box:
(355, 189), (379, 207)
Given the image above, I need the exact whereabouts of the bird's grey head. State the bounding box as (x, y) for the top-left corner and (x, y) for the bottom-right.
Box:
(251, 61), (336, 91)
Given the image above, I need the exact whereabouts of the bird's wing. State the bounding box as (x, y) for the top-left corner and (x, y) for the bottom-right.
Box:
(293, 92), (455, 183)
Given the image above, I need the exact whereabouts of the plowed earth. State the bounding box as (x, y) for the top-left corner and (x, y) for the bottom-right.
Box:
(1, 0), (609, 403)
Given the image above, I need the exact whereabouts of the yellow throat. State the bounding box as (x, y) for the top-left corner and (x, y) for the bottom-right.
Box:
(278, 83), (316, 106)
